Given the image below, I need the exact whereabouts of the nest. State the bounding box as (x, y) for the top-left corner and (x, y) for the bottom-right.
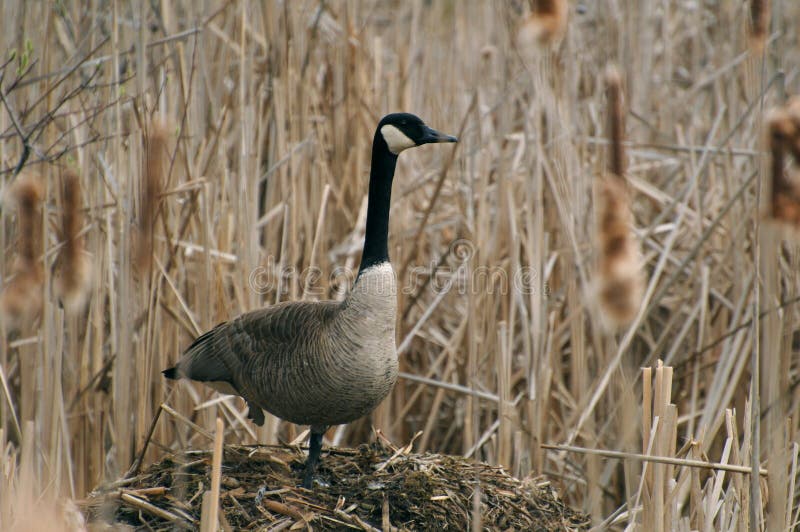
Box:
(84, 440), (589, 531)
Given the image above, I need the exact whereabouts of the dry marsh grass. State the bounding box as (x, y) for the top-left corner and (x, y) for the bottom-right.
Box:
(1, 1), (800, 529)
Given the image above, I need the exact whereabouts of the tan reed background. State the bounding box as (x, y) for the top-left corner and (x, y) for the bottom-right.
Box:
(1, 1), (800, 529)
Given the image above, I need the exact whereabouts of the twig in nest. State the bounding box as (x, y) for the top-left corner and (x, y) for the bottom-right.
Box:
(118, 492), (186, 524)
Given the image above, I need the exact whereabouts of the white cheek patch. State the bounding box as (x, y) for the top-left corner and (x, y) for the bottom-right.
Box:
(380, 124), (416, 154)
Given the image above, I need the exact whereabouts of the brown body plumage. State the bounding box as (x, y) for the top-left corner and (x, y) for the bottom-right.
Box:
(166, 264), (398, 429)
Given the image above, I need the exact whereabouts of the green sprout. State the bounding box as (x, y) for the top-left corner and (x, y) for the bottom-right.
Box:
(15, 38), (34, 76)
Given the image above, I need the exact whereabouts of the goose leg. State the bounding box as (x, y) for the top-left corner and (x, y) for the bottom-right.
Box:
(302, 427), (325, 488)
(246, 400), (265, 426)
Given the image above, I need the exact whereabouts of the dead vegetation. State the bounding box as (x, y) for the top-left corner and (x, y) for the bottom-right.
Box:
(86, 439), (589, 531)
(2, 1), (800, 530)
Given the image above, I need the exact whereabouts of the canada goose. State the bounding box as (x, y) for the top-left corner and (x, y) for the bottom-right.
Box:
(164, 113), (457, 488)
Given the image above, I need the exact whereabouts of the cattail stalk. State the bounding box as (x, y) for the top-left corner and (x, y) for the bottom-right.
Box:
(596, 67), (644, 328)
(607, 68), (625, 179)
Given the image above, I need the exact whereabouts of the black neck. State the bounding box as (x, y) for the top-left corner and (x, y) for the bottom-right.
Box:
(358, 132), (398, 273)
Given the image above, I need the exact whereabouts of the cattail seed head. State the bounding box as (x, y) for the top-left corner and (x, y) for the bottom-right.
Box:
(767, 108), (800, 226)
(136, 122), (169, 271)
(1, 175), (45, 330)
(52, 170), (92, 312)
(783, 96), (800, 163)
(12, 176), (44, 266)
(768, 103), (800, 156)
(517, 0), (568, 48)
(1, 271), (43, 331)
(748, 0), (770, 52)
(595, 69), (644, 328)
(596, 174), (644, 327)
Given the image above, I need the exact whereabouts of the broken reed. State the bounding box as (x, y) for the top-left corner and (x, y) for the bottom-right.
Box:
(640, 361), (677, 530)
(637, 362), (762, 531)
(595, 67), (644, 327)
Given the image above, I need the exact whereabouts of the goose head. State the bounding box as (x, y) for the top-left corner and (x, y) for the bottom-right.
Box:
(377, 113), (458, 155)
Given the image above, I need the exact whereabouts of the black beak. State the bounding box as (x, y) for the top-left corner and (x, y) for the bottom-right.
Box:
(420, 125), (458, 145)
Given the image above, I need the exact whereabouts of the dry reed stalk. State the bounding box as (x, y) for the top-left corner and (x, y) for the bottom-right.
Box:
(52, 170), (92, 313)
(595, 68), (644, 328)
(748, 0), (771, 52)
(762, 100), (795, 532)
(1, 175), (44, 330)
(497, 321), (512, 470)
(542, 442), (768, 476)
(517, 0), (568, 47)
(200, 417), (224, 532)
